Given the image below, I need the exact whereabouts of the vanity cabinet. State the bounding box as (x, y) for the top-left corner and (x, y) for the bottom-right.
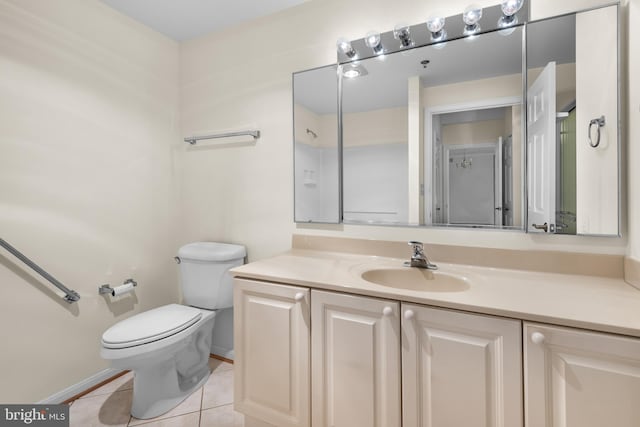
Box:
(311, 290), (401, 427)
(524, 323), (640, 427)
(234, 278), (640, 427)
(233, 279), (310, 427)
(402, 303), (523, 427)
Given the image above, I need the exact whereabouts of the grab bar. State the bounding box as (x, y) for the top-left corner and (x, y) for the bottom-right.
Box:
(0, 238), (80, 303)
(184, 130), (260, 145)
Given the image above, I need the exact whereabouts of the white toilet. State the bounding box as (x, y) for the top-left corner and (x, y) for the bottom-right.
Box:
(100, 242), (245, 419)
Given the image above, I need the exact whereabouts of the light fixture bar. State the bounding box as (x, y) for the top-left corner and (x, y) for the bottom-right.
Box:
(336, 1), (528, 63)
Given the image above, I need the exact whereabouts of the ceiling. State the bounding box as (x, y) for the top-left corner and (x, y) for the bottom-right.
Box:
(99, 0), (307, 41)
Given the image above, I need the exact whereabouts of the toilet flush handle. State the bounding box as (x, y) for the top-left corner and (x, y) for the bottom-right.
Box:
(174, 256), (181, 264)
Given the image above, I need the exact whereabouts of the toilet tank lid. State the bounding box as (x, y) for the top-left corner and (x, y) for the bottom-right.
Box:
(178, 242), (246, 262)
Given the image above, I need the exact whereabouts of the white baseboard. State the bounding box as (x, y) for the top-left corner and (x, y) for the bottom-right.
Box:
(38, 368), (125, 404)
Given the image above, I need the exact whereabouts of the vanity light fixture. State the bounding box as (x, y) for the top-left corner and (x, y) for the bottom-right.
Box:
(426, 16), (447, 42)
(498, 0), (524, 27)
(364, 31), (384, 55)
(393, 24), (413, 48)
(336, 37), (356, 58)
(462, 4), (483, 36)
(335, 2), (527, 62)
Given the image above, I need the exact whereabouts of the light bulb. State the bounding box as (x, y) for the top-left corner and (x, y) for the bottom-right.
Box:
(343, 69), (360, 78)
(364, 31), (383, 55)
(426, 16), (445, 33)
(463, 4), (483, 26)
(463, 4), (482, 36)
(341, 64), (367, 79)
(498, 0), (523, 27)
(426, 16), (447, 42)
(393, 24), (412, 48)
(336, 37), (356, 58)
(501, 0), (524, 16)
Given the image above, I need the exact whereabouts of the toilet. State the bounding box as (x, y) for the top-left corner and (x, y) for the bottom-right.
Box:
(100, 242), (245, 419)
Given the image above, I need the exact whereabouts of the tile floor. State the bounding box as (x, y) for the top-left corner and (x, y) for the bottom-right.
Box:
(68, 358), (244, 427)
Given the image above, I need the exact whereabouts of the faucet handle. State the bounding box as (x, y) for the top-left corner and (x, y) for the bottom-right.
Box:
(408, 241), (424, 256)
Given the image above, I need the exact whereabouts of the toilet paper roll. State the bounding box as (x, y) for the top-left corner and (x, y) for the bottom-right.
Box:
(111, 282), (135, 297)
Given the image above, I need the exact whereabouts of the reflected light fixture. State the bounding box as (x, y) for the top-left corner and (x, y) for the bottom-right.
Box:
(498, 0), (524, 28)
(393, 24), (413, 48)
(341, 64), (368, 79)
(336, 37), (356, 58)
(343, 68), (360, 78)
(462, 4), (483, 36)
(426, 15), (447, 42)
(365, 31), (384, 55)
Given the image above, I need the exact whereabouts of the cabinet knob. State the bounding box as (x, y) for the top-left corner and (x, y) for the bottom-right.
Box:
(294, 292), (305, 302)
(382, 306), (393, 316)
(404, 310), (415, 320)
(531, 332), (546, 345)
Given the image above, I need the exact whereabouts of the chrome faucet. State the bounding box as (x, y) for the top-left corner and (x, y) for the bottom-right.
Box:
(404, 241), (438, 270)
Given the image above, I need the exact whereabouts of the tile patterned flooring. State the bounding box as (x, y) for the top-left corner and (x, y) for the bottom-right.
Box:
(68, 358), (244, 427)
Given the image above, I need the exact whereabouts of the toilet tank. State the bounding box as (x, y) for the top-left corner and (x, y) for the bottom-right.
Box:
(177, 242), (246, 310)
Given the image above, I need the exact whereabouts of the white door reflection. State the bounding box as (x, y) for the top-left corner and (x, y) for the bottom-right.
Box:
(432, 107), (516, 227)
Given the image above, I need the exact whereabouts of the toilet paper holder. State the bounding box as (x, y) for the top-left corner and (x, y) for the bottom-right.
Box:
(99, 278), (137, 296)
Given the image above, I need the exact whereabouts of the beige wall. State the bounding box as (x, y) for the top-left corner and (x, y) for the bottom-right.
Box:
(0, 0), (180, 402)
(343, 107), (408, 147)
(575, 6), (618, 235)
(424, 73), (522, 108)
(180, 0), (628, 265)
(442, 119), (506, 145)
(294, 104), (321, 146)
(294, 104), (338, 149)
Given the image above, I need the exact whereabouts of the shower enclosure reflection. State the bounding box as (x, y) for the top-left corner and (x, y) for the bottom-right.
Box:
(293, 65), (340, 223)
(342, 90), (408, 224)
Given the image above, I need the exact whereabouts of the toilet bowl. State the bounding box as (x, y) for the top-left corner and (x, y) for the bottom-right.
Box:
(100, 242), (245, 419)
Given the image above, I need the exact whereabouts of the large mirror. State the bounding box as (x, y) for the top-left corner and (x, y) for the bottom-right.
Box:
(341, 26), (525, 228)
(293, 65), (340, 223)
(526, 5), (619, 236)
(293, 4), (620, 236)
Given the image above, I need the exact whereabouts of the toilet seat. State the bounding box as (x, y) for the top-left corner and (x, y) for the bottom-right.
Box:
(102, 304), (202, 349)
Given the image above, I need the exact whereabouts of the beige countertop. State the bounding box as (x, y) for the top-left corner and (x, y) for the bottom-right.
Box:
(231, 248), (640, 338)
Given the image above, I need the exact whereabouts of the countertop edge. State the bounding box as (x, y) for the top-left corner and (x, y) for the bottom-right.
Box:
(232, 250), (640, 339)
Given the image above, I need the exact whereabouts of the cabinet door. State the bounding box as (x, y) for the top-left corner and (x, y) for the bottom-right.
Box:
(402, 303), (522, 427)
(234, 279), (310, 427)
(311, 290), (401, 427)
(525, 323), (640, 427)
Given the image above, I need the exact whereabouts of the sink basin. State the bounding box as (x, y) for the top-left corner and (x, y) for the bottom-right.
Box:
(360, 267), (470, 292)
